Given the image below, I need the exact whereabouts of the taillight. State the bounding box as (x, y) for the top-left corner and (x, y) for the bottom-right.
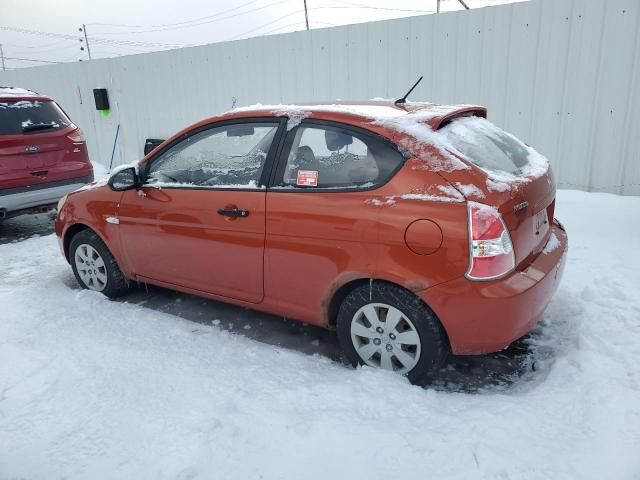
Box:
(67, 128), (85, 143)
(466, 202), (515, 281)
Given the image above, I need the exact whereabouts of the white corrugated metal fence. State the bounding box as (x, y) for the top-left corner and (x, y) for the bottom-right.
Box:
(1, 0), (639, 194)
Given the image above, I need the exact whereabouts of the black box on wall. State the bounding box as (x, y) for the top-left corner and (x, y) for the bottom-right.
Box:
(93, 88), (110, 110)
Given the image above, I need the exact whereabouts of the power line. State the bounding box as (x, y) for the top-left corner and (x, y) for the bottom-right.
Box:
(0, 24), (189, 49)
(316, 3), (434, 14)
(231, 10), (301, 39)
(88, 0), (263, 30)
(0, 42), (149, 65)
(230, 3), (435, 40)
(92, 0), (291, 35)
(94, 1), (434, 38)
(261, 21), (306, 35)
(0, 0), (511, 66)
(3, 56), (59, 64)
(259, 18), (339, 35)
(0, 39), (75, 50)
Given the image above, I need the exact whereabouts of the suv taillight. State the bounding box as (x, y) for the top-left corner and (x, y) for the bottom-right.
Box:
(466, 202), (515, 281)
(67, 128), (85, 143)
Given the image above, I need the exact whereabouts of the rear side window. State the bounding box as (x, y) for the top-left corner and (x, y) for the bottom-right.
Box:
(279, 123), (404, 189)
(441, 116), (530, 175)
(0, 100), (71, 135)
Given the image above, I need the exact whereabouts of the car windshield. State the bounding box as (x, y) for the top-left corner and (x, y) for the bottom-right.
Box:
(0, 100), (71, 135)
(441, 116), (531, 175)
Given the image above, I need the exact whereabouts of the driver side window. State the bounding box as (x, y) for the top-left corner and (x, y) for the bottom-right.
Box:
(146, 122), (278, 189)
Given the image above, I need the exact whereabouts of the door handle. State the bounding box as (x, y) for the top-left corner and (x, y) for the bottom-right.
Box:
(217, 208), (250, 218)
(31, 170), (48, 177)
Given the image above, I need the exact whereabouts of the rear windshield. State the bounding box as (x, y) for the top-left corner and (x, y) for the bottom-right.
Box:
(0, 100), (71, 135)
(441, 116), (531, 175)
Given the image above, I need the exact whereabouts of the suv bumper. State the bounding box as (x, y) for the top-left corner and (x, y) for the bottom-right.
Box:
(0, 176), (93, 219)
(421, 219), (568, 355)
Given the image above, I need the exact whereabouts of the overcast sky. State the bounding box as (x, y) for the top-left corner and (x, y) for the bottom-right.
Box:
(1, 0), (527, 69)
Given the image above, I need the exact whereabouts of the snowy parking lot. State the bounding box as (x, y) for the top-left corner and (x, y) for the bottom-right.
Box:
(1, 189), (639, 479)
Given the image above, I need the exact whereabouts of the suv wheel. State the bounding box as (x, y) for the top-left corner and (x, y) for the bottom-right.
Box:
(337, 282), (449, 384)
(69, 230), (130, 298)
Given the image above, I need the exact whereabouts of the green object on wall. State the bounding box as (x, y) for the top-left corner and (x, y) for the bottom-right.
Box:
(101, 109), (110, 117)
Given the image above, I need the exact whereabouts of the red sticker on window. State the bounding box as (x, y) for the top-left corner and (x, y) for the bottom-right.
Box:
(296, 170), (319, 187)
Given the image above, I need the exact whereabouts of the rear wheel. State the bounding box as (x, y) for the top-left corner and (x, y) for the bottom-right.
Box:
(69, 230), (130, 298)
(337, 282), (449, 384)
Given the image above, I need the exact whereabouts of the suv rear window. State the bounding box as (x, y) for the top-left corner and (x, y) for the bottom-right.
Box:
(441, 116), (530, 175)
(0, 100), (71, 135)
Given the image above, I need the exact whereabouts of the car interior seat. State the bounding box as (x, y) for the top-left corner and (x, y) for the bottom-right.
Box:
(286, 145), (318, 183)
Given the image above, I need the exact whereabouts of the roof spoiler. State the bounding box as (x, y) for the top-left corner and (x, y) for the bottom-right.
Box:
(430, 106), (487, 130)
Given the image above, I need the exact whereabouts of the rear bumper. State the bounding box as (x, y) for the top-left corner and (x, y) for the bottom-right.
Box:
(0, 175), (93, 218)
(421, 219), (568, 355)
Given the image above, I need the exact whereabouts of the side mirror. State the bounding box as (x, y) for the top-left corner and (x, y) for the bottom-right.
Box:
(108, 167), (139, 191)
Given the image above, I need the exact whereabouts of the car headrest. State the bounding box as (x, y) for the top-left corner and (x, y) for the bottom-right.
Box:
(295, 145), (316, 165)
(325, 130), (353, 151)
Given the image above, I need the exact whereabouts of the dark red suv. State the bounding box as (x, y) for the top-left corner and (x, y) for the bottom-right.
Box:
(0, 87), (93, 220)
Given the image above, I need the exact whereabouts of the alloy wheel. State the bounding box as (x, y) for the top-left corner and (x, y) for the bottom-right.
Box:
(350, 303), (421, 374)
(74, 243), (108, 292)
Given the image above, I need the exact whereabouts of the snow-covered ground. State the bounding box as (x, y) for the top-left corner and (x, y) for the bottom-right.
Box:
(1, 190), (639, 479)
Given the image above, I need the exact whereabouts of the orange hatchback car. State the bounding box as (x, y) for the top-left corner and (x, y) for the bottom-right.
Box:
(55, 101), (567, 383)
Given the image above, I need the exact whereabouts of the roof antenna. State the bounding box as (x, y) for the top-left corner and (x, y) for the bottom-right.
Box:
(394, 76), (423, 105)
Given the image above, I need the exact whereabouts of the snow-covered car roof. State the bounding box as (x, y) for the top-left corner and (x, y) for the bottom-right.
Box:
(230, 100), (486, 130)
(0, 86), (49, 101)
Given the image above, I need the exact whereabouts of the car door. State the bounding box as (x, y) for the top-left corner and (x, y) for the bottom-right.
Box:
(264, 120), (406, 323)
(117, 119), (284, 304)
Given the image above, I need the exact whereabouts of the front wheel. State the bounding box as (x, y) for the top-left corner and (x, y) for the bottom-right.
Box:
(69, 229), (131, 298)
(336, 282), (449, 384)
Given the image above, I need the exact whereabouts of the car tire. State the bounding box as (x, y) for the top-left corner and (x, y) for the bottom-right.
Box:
(69, 229), (131, 298)
(337, 282), (449, 384)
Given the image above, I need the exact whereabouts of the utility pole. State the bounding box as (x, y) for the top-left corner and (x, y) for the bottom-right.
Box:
(303, 0), (309, 30)
(438, 0), (469, 13)
(0, 44), (5, 71)
(79, 24), (92, 60)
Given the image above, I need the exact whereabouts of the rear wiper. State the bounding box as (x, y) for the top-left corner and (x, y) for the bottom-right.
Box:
(22, 123), (57, 133)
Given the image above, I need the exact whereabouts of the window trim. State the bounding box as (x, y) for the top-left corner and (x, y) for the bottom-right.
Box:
(139, 117), (287, 191)
(266, 119), (407, 193)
